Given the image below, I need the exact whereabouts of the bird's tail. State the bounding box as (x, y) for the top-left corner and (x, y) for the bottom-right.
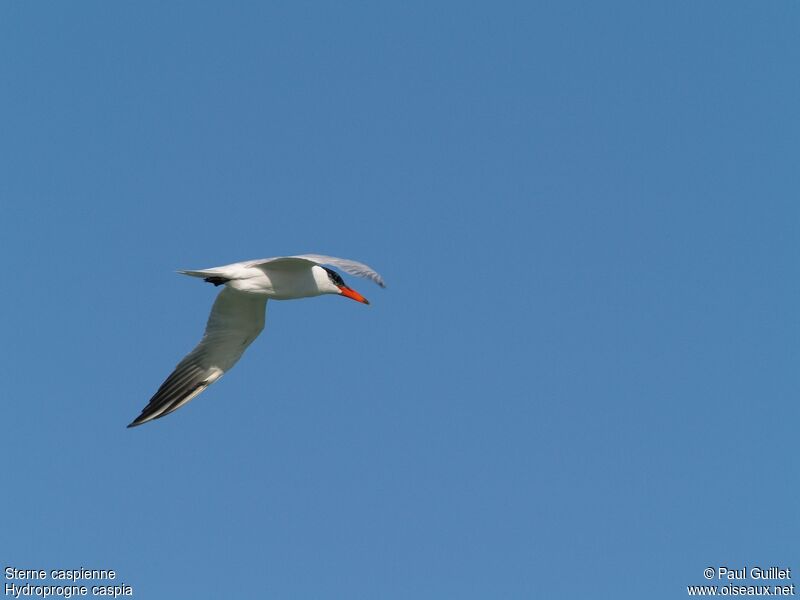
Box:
(177, 269), (231, 287)
(177, 268), (218, 278)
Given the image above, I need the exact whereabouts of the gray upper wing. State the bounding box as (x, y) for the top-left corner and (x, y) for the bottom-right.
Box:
(245, 254), (386, 288)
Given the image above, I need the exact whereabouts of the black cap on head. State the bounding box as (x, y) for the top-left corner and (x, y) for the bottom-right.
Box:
(323, 266), (346, 287)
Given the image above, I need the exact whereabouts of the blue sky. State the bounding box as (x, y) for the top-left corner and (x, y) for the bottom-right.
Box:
(2, 2), (798, 598)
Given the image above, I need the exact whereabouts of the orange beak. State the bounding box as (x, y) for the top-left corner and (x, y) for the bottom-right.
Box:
(339, 286), (370, 304)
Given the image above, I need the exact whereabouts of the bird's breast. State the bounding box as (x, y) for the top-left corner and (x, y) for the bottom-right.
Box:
(228, 267), (322, 300)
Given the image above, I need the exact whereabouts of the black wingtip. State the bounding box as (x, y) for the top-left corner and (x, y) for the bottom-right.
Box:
(127, 417), (145, 429)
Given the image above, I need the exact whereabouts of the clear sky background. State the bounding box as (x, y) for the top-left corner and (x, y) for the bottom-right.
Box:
(2, 2), (798, 598)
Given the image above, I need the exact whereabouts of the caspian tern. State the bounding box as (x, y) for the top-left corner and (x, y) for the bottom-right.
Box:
(127, 254), (385, 428)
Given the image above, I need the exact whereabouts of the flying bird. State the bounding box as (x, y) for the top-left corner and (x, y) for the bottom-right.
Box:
(127, 254), (385, 428)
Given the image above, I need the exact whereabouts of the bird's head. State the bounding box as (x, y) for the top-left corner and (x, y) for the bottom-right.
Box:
(317, 266), (370, 304)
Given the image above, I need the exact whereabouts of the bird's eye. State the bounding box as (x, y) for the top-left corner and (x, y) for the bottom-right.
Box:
(325, 268), (345, 287)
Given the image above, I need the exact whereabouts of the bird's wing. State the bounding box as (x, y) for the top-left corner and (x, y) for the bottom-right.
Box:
(128, 287), (268, 428)
(246, 254), (386, 288)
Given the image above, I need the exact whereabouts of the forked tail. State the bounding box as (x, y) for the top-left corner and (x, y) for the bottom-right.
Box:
(177, 269), (231, 286)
